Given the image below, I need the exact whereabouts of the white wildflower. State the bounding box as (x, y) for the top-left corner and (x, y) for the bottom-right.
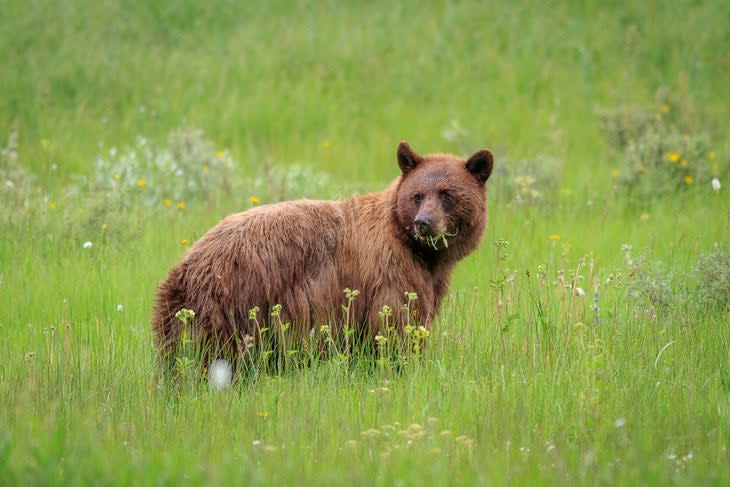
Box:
(711, 178), (721, 192)
(82, 241), (93, 249)
(208, 359), (233, 390)
(575, 287), (586, 296)
(116, 304), (124, 312)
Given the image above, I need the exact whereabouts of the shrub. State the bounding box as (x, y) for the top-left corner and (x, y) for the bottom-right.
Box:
(491, 155), (562, 207)
(617, 128), (715, 202)
(87, 128), (239, 207)
(0, 128), (39, 225)
(693, 244), (730, 313)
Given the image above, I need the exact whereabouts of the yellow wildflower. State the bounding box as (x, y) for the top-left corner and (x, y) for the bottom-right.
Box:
(611, 169), (620, 178)
(77, 207), (84, 213)
(256, 411), (269, 418)
(661, 104), (670, 113)
(667, 152), (680, 163)
(549, 234), (560, 241)
(163, 198), (172, 206)
(320, 140), (331, 149)
(683, 175), (694, 185)
(708, 151), (717, 160)
(215, 151), (226, 159)
(113, 173), (122, 181)
(177, 201), (185, 209)
(136, 178), (147, 187)
(560, 188), (573, 197)
(680, 159), (688, 167)
(249, 196), (260, 205)
(180, 239), (190, 245)
(48, 201), (56, 209)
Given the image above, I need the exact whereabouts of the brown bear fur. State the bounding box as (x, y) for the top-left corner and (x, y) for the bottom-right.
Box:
(152, 141), (493, 363)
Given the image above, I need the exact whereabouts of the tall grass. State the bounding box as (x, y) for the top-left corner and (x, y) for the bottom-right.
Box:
(1, 0), (729, 485)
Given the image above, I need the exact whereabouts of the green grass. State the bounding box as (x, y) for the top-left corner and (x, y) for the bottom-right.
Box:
(1, 0), (729, 485)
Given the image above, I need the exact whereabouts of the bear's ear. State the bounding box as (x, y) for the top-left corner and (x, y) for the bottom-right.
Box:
(465, 149), (494, 184)
(397, 140), (423, 174)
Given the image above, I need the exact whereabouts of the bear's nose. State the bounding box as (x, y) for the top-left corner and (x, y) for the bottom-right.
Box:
(414, 215), (433, 235)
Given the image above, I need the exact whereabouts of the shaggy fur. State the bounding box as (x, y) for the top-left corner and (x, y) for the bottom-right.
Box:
(152, 141), (493, 361)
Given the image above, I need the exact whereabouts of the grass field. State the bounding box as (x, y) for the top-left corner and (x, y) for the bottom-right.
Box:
(1, 1), (729, 485)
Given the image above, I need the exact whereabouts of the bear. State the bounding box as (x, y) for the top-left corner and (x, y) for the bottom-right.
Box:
(152, 141), (494, 367)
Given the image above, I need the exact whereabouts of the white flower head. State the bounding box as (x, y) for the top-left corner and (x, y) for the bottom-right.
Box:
(116, 304), (124, 312)
(208, 359), (233, 390)
(711, 178), (721, 192)
(82, 241), (93, 249)
(575, 287), (586, 297)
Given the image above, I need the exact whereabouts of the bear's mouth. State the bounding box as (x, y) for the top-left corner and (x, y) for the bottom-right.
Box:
(414, 229), (458, 250)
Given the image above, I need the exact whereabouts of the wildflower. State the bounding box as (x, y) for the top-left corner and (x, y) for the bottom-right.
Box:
(375, 334), (387, 345)
(249, 196), (260, 205)
(176, 201), (185, 209)
(113, 173), (122, 181)
(549, 234), (560, 241)
(514, 175), (536, 187)
(77, 207), (84, 213)
(180, 239), (190, 245)
(163, 198), (172, 206)
(252, 440), (262, 447)
(560, 187), (573, 197)
(215, 150), (226, 159)
(256, 411), (268, 418)
(174, 308), (195, 325)
(82, 241), (93, 249)
(116, 304), (124, 312)
(48, 201), (56, 209)
(575, 287), (586, 297)
(712, 178), (721, 192)
(661, 104), (670, 113)
(667, 152), (680, 163)
(680, 159), (688, 167)
(708, 151), (717, 160)
(136, 178), (147, 187)
(320, 140), (331, 149)
(683, 175), (694, 185)
(614, 417), (627, 428)
(109, 147), (117, 157)
(360, 428), (381, 438)
(208, 359), (233, 390)
(611, 169), (620, 178)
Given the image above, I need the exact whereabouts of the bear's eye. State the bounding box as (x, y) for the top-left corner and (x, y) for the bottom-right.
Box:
(439, 190), (457, 209)
(412, 193), (423, 205)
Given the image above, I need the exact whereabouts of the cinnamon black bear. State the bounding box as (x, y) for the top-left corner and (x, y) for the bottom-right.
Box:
(152, 141), (493, 363)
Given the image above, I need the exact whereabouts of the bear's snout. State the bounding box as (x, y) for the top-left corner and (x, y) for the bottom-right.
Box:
(414, 215), (434, 235)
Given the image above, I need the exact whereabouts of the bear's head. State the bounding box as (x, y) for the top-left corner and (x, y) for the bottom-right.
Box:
(395, 140), (493, 254)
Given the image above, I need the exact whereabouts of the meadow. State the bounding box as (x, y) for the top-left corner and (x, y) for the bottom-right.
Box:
(1, 0), (729, 485)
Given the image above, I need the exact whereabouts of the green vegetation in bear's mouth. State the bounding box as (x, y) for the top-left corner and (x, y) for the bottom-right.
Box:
(415, 230), (459, 250)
